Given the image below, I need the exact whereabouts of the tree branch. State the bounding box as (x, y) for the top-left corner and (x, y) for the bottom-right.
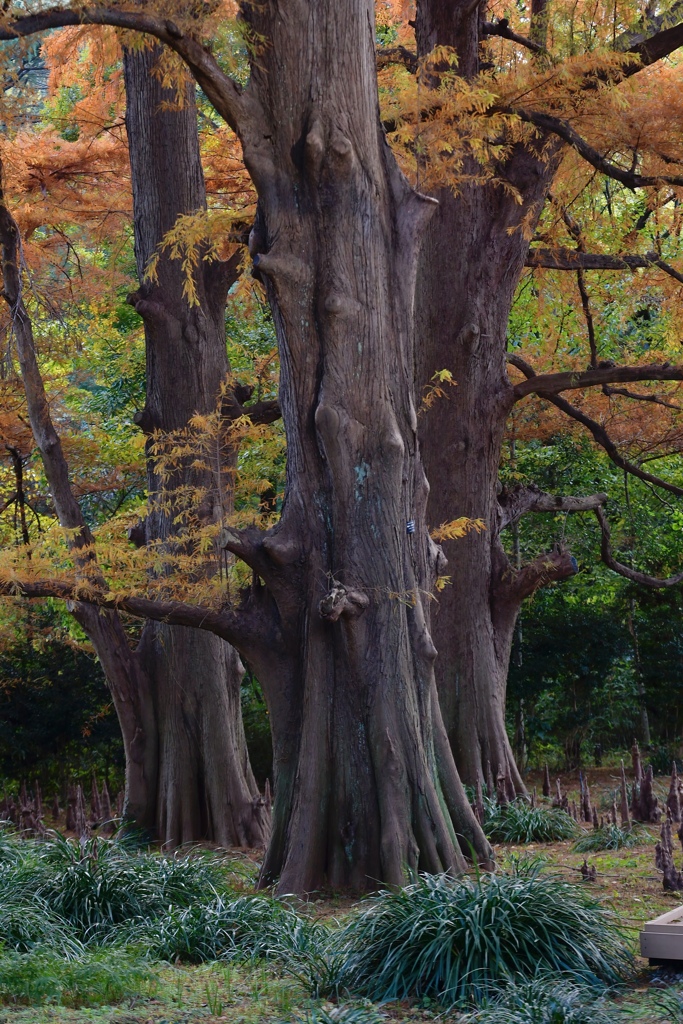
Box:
(615, 0), (683, 73)
(376, 45), (418, 72)
(576, 267), (598, 366)
(0, 8), (257, 143)
(515, 108), (683, 189)
(526, 247), (683, 284)
(244, 399), (282, 426)
(482, 20), (547, 54)
(0, 575), (267, 649)
(508, 354), (683, 496)
(498, 483), (608, 529)
(496, 545), (579, 607)
(219, 524), (274, 578)
(222, 386), (281, 427)
(596, 506), (683, 586)
(602, 384), (683, 411)
(509, 353), (683, 399)
(0, 167), (94, 555)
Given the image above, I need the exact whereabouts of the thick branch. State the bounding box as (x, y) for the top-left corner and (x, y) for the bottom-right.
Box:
(219, 524), (275, 578)
(496, 545), (579, 609)
(0, 576), (266, 649)
(508, 355), (683, 496)
(244, 399), (281, 426)
(483, 20), (547, 54)
(0, 8), (258, 145)
(516, 108), (683, 189)
(498, 483), (608, 529)
(222, 386), (281, 427)
(376, 45), (418, 72)
(509, 354), (683, 399)
(615, 1), (683, 72)
(526, 247), (683, 284)
(596, 506), (683, 587)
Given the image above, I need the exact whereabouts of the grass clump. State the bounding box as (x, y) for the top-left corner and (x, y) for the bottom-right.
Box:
(139, 893), (306, 962)
(0, 945), (156, 1007)
(484, 800), (578, 844)
(463, 976), (615, 1023)
(138, 893), (340, 997)
(38, 832), (226, 941)
(0, 898), (79, 953)
(336, 863), (631, 1008)
(573, 822), (652, 852)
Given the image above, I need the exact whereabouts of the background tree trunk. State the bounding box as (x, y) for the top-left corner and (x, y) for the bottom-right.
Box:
(123, 44), (267, 848)
(415, 0), (558, 793)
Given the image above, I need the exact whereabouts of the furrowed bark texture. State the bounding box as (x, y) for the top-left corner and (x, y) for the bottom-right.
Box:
(415, 0), (560, 794)
(219, 0), (491, 894)
(123, 45), (268, 848)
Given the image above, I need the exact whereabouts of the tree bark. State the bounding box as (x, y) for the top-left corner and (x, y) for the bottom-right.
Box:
(122, 44), (268, 848)
(203, 0), (492, 893)
(415, 0), (560, 793)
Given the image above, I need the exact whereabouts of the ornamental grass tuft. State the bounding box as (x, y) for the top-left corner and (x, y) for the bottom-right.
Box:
(484, 800), (578, 844)
(462, 975), (615, 1023)
(336, 863), (631, 1007)
(573, 822), (653, 852)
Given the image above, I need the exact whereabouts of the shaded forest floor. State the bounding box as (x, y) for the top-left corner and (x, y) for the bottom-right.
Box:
(1, 766), (682, 1023)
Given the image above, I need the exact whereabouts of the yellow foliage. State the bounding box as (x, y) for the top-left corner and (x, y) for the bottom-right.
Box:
(431, 518), (486, 542)
(421, 368), (457, 412)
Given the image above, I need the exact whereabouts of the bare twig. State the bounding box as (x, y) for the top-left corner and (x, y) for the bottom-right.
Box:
(596, 506), (683, 586)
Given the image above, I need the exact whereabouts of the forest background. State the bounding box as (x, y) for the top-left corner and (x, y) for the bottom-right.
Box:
(0, 0), (681, 845)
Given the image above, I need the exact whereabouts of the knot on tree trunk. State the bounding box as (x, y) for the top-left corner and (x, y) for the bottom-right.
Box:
(319, 583), (369, 622)
(133, 407), (156, 434)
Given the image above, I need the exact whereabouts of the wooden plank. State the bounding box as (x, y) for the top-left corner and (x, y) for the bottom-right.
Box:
(641, 931), (683, 958)
(640, 905), (683, 960)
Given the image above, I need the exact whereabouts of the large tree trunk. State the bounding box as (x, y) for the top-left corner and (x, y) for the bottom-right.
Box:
(122, 45), (268, 848)
(215, 0), (492, 894)
(415, 0), (558, 794)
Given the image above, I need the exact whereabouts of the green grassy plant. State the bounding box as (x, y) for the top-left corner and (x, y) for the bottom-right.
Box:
(0, 899), (79, 953)
(484, 800), (578, 844)
(463, 976), (615, 1023)
(135, 893), (303, 961)
(0, 945), (156, 1007)
(136, 891), (338, 995)
(0, 831), (227, 943)
(336, 864), (631, 1007)
(573, 823), (653, 852)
